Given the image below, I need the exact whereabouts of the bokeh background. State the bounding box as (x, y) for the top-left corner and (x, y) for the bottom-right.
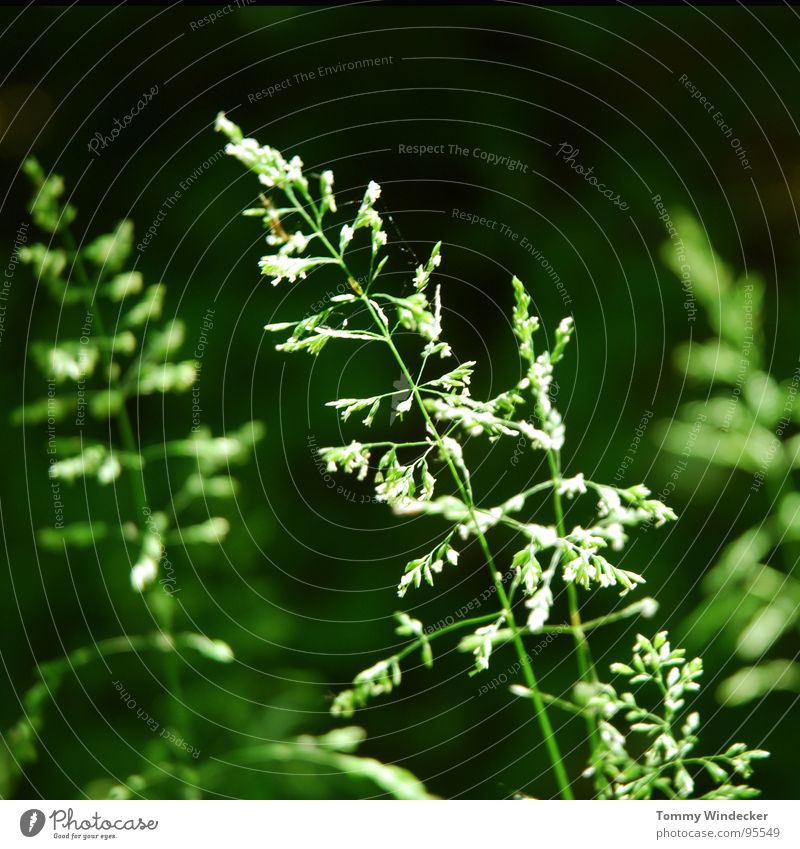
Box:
(1, 3), (798, 799)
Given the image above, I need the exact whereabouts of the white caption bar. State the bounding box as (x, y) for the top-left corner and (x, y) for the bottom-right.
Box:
(1, 800), (798, 848)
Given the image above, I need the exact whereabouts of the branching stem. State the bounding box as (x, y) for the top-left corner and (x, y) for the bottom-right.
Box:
(283, 191), (574, 799)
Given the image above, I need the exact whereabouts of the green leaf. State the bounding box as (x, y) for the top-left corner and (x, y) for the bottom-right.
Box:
(88, 389), (124, 419)
(83, 220), (134, 273)
(23, 159), (76, 233)
(123, 284), (166, 327)
(204, 727), (434, 799)
(18, 243), (68, 284)
(98, 331), (137, 355)
(31, 341), (99, 383)
(143, 319), (185, 360)
(38, 521), (108, 550)
(311, 726), (365, 753)
(49, 445), (106, 481)
(717, 660), (800, 706)
(137, 361), (196, 395)
(663, 214), (764, 353)
(173, 517), (230, 545)
(178, 633), (234, 663)
(743, 371), (785, 427)
(674, 340), (741, 385)
(774, 492), (800, 541)
(181, 474), (240, 500)
(704, 761), (729, 783)
(704, 527), (772, 591)
(657, 416), (778, 475)
(736, 597), (799, 659)
(104, 271), (143, 302)
(11, 396), (74, 426)
(321, 749), (434, 800)
(48, 446), (140, 484)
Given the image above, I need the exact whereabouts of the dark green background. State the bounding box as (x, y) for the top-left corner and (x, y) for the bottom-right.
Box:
(1, 3), (797, 799)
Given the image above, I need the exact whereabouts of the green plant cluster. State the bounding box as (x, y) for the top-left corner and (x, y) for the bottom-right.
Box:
(2, 158), (429, 801)
(659, 215), (800, 707)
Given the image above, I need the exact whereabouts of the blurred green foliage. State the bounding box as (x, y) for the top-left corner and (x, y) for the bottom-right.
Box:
(6, 155), (428, 800)
(657, 214), (800, 707)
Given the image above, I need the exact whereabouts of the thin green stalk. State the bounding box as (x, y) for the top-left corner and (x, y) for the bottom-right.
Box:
(546, 449), (605, 793)
(523, 331), (596, 691)
(387, 311), (574, 799)
(539, 691), (584, 716)
(546, 452), (595, 682)
(532, 602), (657, 634)
(513, 310), (603, 795)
